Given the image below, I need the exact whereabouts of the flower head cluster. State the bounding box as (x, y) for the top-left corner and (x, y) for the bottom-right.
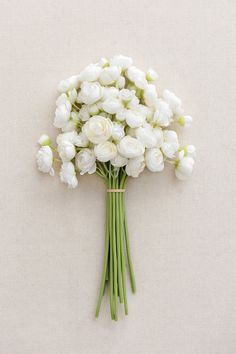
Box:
(36, 55), (195, 187)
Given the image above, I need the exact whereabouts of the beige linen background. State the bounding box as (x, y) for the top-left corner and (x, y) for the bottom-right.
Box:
(0, 0), (236, 353)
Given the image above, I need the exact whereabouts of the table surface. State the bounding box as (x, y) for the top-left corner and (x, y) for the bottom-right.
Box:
(0, 0), (236, 353)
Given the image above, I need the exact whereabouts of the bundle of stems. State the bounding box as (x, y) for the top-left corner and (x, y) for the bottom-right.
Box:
(95, 162), (136, 320)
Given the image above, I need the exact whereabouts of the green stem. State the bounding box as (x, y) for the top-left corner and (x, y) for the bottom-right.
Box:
(122, 177), (136, 293)
(95, 165), (136, 320)
(112, 176), (118, 320)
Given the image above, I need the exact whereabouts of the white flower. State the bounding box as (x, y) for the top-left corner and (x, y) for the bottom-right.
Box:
(78, 105), (90, 121)
(54, 101), (71, 128)
(99, 66), (121, 85)
(102, 87), (119, 100)
(74, 132), (89, 147)
(98, 57), (109, 67)
(87, 103), (100, 116)
(58, 141), (76, 162)
(112, 122), (125, 141)
(163, 89), (183, 115)
(136, 104), (153, 120)
(153, 99), (173, 127)
(111, 154), (128, 167)
(60, 162), (78, 188)
(116, 76), (126, 89)
(145, 148), (164, 172)
(94, 141), (117, 162)
(126, 96), (139, 110)
(75, 149), (96, 175)
(56, 131), (77, 145)
(36, 146), (54, 176)
(177, 115), (193, 127)
(102, 98), (123, 114)
(136, 125), (157, 148)
(61, 120), (77, 133)
(82, 115), (112, 144)
(126, 156), (145, 177)
(110, 55), (133, 69)
(118, 89), (135, 102)
(58, 75), (80, 93)
(77, 81), (103, 105)
(177, 145), (196, 159)
(38, 134), (51, 146)
(116, 108), (127, 121)
(143, 84), (158, 108)
(175, 157), (194, 180)
(153, 127), (164, 148)
(146, 68), (158, 82)
(56, 93), (67, 106)
(127, 66), (147, 89)
(161, 130), (179, 158)
(78, 64), (102, 82)
(118, 136), (145, 158)
(126, 110), (145, 128)
(67, 89), (77, 104)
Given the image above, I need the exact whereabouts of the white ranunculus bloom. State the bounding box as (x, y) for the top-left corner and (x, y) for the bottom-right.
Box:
(163, 89), (183, 115)
(99, 66), (121, 86)
(175, 156), (194, 180)
(75, 148), (96, 175)
(58, 75), (80, 93)
(60, 162), (78, 188)
(116, 108), (128, 121)
(78, 105), (90, 121)
(177, 115), (193, 127)
(161, 130), (179, 158)
(102, 87), (119, 100)
(67, 89), (77, 104)
(74, 132), (89, 147)
(146, 68), (158, 82)
(110, 55), (133, 69)
(153, 99), (173, 127)
(87, 103), (100, 116)
(56, 131), (78, 145)
(112, 122), (125, 141)
(177, 145), (196, 159)
(102, 98), (123, 114)
(56, 93), (67, 106)
(118, 89), (135, 102)
(118, 136), (145, 158)
(78, 64), (102, 82)
(116, 76), (126, 89)
(58, 141), (76, 162)
(153, 127), (164, 148)
(82, 115), (113, 144)
(126, 110), (145, 128)
(184, 144), (196, 158)
(143, 84), (158, 108)
(98, 57), (109, 67)
(145, 148), (164, 172)
(54, 101), (72, 128)
(77, 81), (103, 105)
(126, 155), (145, 177)
(137, 104), (153, 120)
(126, 96), (140, 110)
(135, 125), (157, 148)
(127, 66), (147, 89)
(94, 141), (117, 162)
(111, 154), (128, 167)
(36, 146), (54, 176)
(61, 121), (75, 133)
(38, 134), (51, 146)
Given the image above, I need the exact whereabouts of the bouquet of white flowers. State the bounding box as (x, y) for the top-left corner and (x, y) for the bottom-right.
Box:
(36, 55), (195, 320)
